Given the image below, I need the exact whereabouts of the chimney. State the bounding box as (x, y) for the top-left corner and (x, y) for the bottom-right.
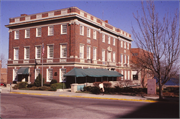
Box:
(21, 14), (27, 16)
(105, 20), (108, 23)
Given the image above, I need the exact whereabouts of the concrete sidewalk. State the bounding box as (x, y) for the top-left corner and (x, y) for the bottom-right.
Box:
(1, 86), (178, 103)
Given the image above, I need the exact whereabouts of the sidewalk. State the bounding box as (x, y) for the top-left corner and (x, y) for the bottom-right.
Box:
(1, 86), (178, 103)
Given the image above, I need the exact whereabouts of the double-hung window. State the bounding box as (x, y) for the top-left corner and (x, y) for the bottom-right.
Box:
(121, 41), (123, 48)
(93, 30), (96, 39)
(124, 71), (127, 80)
(24, 47), (30, 59)
(60, 44), (67, 58)
(48, 26), (54, 36)
(102, 34), (105, 42)
(47, 45), (54, 58)
(121, 70), (123, 80)
(127, 55), (129, 64)
(35, 46), (41, 59)
(47, 69), (53, 82)
(107, 52), (111, 62)
(13, 69), (18, 81)
(61, 24), (67, 34)
(59, 68), (66, 82)
(80, 25), (84, 35)
(124, 55), (126, 64)
(14, 48), (19, 60)
(102, 49), (105, 61)
(113, 38), (115, 46)
(79, 44), (84, 59)
(87, 46), (91, 59)
(35, 69), (40, 79)
(128, 71), (130, 80)
(108, 36), (111, 44)
(25, 29), (30, 38)
(113, 52), (115, 62)
(124, 42), (126, 49)
(127, 43), (129, 50)
(36, 27), (41, 37)
(93, 47), (97, 60)
(121, 54), (123, 63)
(87, 28), (91, 37)
(14, 30), (19, 39)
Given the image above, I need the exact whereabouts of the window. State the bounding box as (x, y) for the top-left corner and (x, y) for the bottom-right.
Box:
(128, 71), (130, 80)
(61, 24), (67, 34)
(25, 29), (30, 38)
(124, 71), (127, 80)
(35, 46), (41, 59)
(127, 43), (129, 50)
(124, 42), (126, 49)
(79, 44), (84, 59)
(14, 48), (19, 60)
(113, 38), (115, 46)
(60, 44), (67, 58)
(35, 69), (40, 79)
(121, 41), (123, 48)
(127, 55), (129, 64)
(132, 71), (138, 80)
(80, 25), (84, 35)
(47, 69), (53, 82)
(48, 26), (54, 36)
(60, 68), (66, 82)
(107, 52), (111, 62)
(47, 45), (54, 58)
(14, 30), (19, 39)
(36, 27), (41, 37)
(121, 70), (123, 80)
(93, 30), (96, 39)
(93, 47), (97, 60)
(113, 52), (115, 62)
(108, 36), (110, 44)
(102, 49), (105, 61)
(124, 55), (126, 64)
(24, 47), (30, 59)
(87, 28), (91, 37)
(121, 54), (123, 63)
(102, 34), (105, 42)
(13, 69), (18, 81)
(87, 46), (91, 59)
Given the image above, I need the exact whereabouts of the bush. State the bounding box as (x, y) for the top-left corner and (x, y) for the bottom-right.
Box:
(44, 83), (51, 87)
(13, 82), (28, 89)
(103, 81), (112, 88)
(34, 74), (45, 87)
(29, 86), (51, 91)
(50, 79), (57, 85)
(13, 81), (17, 84)
(27, 84), (35, 88)
(93, 82), (101, 87)
(50, 83), (66, 91)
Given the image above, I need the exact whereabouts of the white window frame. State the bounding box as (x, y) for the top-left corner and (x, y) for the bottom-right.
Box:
(80, 25), (84, 35)
(127, 43), (129, 50)
(113, 38), (115, 46)
(128, 71), (130, 80)
(113, 52), (115, 62)
(59, 68), (66, 82)
(87, 46), (91, 59)
(35, 68), (40, 79)
(102, 49), (105, 61)
(124, 42), (126, 49)
(121, 70), (123, 80)
(107, 51), (111, 62)
(124, 71), (127, 80)
(36, 27), (41, 37)
(93, 30), (96, 39)
(121, 54), (123, 63)
(46, 68), (53, 82)
(14, 48), (19, 60)
(108, 36), (111, 44)
(102, 34), (105, 42)
(93, 47), (97, 60)
(79, 44), (84, 59)
(60, 44), (67, 58)
(35, 46), (41, 59)
(14, 30), (19, 39)
(47, 45), (54, 59)
(124, 55), (126, 64)
(61, 24), (67, 34)
(127, 55), (129, 64)
(13, 69), (18, 81)
(87, 28), (91, 38)
(25, 29), (30, 38)
(121, 41), (123, 48)
(48, 26), (54, 36)
(24, 47), (30, 59)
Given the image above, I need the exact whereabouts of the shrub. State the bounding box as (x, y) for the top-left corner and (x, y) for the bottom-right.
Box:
(44, 83), (51, 87)
(13, 81), (17, 84)
(50, 79), (57, 85)
(13, 82), (28, 89)
(103, 81), (112, 88)
(27, 84), (35, 88)
(93, 82), (101, 87)
(90, 86), (100, 94)
(34, 74), (45, 87)
(50, 83), (66, 91)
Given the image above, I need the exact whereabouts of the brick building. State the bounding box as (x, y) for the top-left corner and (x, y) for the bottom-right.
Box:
(0, 60), (7, 84)
(5, 7), (133, 85)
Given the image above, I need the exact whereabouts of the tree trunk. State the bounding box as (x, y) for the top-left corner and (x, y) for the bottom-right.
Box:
(159, 79), (163, 100)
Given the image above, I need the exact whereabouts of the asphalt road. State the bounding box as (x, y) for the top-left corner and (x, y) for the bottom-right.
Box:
(1, 93), (179, 118)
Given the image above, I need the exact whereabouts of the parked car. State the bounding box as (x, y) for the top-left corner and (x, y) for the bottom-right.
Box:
(0, 83), (6, 87)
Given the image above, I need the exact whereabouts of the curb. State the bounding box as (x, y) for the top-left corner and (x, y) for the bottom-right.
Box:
(10, 91), (157, 103)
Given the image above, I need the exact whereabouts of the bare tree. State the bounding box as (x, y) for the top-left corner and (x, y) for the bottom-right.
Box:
(132, 1), (180, 100)
(0, 54), (7, 68)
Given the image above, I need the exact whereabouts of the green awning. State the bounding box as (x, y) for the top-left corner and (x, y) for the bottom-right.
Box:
(64, 68), (123, 77)
(17, 67), (29, 74)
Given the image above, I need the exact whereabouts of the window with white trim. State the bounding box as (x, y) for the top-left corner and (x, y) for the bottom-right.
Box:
(124, 71), (127, 80)
(113, 52), (115, 62)
(127, 55), (129, 64)
(25, 29), (30, 38)
(87, 46), (91, 59)
(14, 30), (19, 39)
(121, 54), (123, 63)
(80, 25), (84, 35)
(36, 27), (41, 37)
(124, 42), (126, 49)
(61, 24), (67, 34)
(59, 68), (66, 82)
(35, 46), (41, 59)
(48, 26), (54, 36)
(13, 69), (18, 81)
(102, 34), (105, 42)
(102, 49), (105, 61)
(79, 44), (84, 59)
(47, 45), (54, 58)
(93, 47), (97, 60)
(108, 36), (110, 44)
(87, 28), (91, 37)
(93, 30), (96, 39)
(60, 44), (67, 58)
(121, 41), (123, 48)
(121, 70), (123, 80)
(35, 69), (40, 79)
(47, 69), (53, 82)
(14, 48), (19, 60)
(107, 51), (111, 62)
(128, 71), (130, 80)
(113, 38), (115, 46)
(124, 55), (126, 64)
(127, 43), (129, 50)
(24, 47), (30, 59)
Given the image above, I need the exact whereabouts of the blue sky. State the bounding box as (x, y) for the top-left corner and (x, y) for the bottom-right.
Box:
(0, 0), (179, 63)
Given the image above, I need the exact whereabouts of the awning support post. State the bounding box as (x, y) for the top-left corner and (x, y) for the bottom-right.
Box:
(101, 77), (103, 82)
(75, 77), (76, 83)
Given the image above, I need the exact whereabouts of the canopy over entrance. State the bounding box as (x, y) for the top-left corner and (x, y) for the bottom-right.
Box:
(17, 67), (29, 75)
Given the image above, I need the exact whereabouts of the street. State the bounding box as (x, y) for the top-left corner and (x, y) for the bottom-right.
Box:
(1, 93), (179, 118)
